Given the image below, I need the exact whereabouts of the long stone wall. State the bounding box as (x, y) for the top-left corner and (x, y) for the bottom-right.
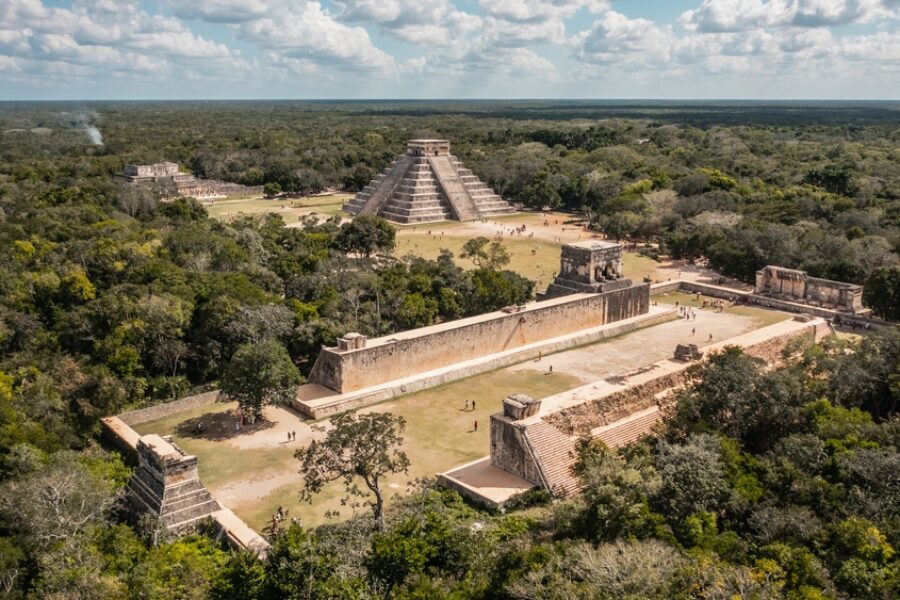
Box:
(309, 284), (650, 394)
(544, 320), (821, 436)
(118, 390), (221, 426)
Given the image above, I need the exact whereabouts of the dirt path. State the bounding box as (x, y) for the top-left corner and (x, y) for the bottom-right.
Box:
(226, 405), (324, 450)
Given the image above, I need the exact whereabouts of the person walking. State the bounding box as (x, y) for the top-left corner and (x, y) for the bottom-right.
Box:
(472, 400), (476, 411)
(465, 399), (470, 410)
(474, 420), (478, 432)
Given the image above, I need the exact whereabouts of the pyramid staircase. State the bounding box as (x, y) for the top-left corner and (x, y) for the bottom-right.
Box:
(343, 139), (514, 224)
(523, 421), (582, 498)
(521, 406), (662, 499)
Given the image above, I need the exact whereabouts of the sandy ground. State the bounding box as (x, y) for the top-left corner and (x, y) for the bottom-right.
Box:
(508, 306), (767, 383)
(397, 211), (595, 244)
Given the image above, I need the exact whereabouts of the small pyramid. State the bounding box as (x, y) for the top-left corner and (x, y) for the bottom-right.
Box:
(343, 139), (515, 223)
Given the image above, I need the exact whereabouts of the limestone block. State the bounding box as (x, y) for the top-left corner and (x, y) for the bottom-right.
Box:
(503, 394), (541, 420)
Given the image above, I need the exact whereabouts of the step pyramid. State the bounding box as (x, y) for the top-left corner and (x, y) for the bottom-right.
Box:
(343, 139), (515, 224)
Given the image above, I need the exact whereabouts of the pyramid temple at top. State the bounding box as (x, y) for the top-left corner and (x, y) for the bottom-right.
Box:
(343, 139), (515, 223)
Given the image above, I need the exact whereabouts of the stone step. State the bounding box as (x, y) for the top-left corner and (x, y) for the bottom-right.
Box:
(524, 421), (581, 498)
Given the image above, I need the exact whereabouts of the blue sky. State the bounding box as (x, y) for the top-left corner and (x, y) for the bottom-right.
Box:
(1, 1), (898, 100)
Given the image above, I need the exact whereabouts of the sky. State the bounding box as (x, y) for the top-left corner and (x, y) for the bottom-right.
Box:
(0, 0), (898, 100)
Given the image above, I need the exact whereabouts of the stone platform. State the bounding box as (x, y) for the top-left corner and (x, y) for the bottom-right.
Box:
(439, 316), (830, 506)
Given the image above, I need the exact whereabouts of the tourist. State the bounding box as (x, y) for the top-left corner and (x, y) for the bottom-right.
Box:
(474, 420), (478, 432)
(549, 365), (553, 374)
(292, 430), (296, 441)
(465, 399), (470, 410)
(472, 400), (476, 411)
(692, 327), (695, 336)
(287, 431), (291, 442)
(708, 333), (713, 341)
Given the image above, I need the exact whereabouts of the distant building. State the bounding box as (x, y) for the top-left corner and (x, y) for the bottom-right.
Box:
(120, 162), (192, 183)
(118, 162), (261, 200)
(343, 139), (515, 223)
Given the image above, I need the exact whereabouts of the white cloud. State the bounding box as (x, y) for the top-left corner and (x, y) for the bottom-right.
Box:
(679, 0), (893, 32)
(334, 0), (481, 46)
(478, 0), (609, 23)
(575, 11), (676, 66)
(0, 0), (238, 82)
(236, 2), (393, 71)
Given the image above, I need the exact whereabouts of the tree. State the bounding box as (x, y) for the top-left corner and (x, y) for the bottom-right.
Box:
(334, 215), (396, 257)
(221, 339), (303, 420)
(297, 411), (410, 530)
(460, 237), (511, 270)
(864, 266), (900, 320)
(263, 182), (281, 198)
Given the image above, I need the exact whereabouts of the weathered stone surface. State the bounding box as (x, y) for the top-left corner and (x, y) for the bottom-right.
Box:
(673, 343), (703, 361)
(126, 434), (221, 532)
(755, 265), (865, 313)
(343, 139), (514, 223)
(308, 284), (650, 394)
(118, 162), (261, 199)
(503, 394), (541, 420)
(544, 240), (633, 298)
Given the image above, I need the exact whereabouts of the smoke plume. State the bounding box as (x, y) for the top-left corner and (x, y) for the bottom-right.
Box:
(65, 111), (104, 145)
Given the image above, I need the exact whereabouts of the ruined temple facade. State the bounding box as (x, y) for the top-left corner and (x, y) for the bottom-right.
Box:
(118, 162), (261, 199)
(755, 265), (867, 314)
(342, 139), (515, 223)
(543, 240), (632, 298)
(126, 434), (221, 531)
(121, 162), (185, 181)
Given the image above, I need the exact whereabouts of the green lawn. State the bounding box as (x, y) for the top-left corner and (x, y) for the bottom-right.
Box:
(206, 194), (352, 222)
(132, 367), (579, 531)
(394, 232), (660, 285)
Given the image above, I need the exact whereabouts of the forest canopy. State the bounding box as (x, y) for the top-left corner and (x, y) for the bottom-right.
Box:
(0, 100), (899, 598)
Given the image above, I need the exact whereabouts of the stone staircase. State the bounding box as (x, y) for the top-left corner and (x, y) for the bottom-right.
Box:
(125, 434), (222, 532)
(520, 406), (661, 499)
(378, 159), (454, 223)
(343, 154), (414, 216)
(427, 156), (480, 221)
(453, 159), (516, 217)
(344, 141), (514, 223)
(523, 421), (582, 498)
(128, 475), (221, 529)
(593, 405), (661, 449)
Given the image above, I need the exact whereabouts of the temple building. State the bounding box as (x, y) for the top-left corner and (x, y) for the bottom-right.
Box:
(342, 139), (515, 223)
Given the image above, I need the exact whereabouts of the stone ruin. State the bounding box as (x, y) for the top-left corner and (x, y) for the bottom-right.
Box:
(673, 343), (703, 362)
(342, 139), (515, 223)
(122, 162), (183, 181)
(125, 434), (221, 531)
(755, 265), (867, 314)
(543, 240), (632, 298)
(118, 162), (261, 200)
(502, 393), (542, 420)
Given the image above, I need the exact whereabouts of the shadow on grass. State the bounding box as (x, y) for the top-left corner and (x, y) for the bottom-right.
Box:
(175, 411), (276, 441)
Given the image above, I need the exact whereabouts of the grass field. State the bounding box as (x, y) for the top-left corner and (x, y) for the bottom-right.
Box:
(394, 232), (661, 284)
(206, 194), (352, 222)
(134, 367), (580, 531)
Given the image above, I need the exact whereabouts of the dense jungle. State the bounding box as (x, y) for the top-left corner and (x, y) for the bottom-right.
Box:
(1, 101), (899, 599)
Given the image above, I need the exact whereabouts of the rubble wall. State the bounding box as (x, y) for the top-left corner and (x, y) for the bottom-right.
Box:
(310, 284), (650, 393)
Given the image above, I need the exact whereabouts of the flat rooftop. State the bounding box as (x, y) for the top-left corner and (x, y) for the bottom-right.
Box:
(565, 239), (621, 250)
